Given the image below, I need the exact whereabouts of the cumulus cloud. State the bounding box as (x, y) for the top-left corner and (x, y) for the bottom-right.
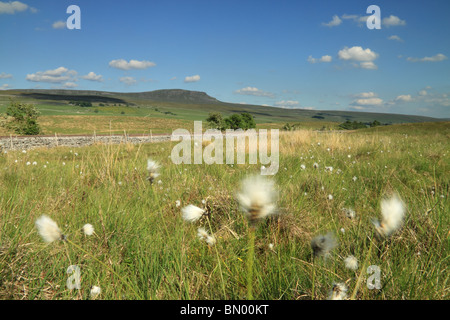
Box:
(234, 87), (274, 98)
(81, 72), (103, 82)
(26, 67), (77, 83)
(338, 46), (378, 61)
(274, 100), (300, 108)
(382, 15), (406, 27)
(62, 82), (78, 88)
(353, 98), (384, 106)
(353, 92), (376, 98)
(359, 61), (378, 70)
(350, 92), (384, 109)
(0, 1), (28, 14)
(109, 59), (156, 70)
(418, 90), (427, 96)
(341, 14), (373, 26)
(0, 72), (13, 79)
(184, 74), (200, 83)
(52, 21), (66, 29)
(119, 76), (137, 86)
(407, 53), (448, 62)
(322, 15), (342, 27)
(388, 35), (403, 42)
(338, 46), (379, 70)
(308, 55), (332, 63)
(394, 94), (413, 102)
(0, 84), (11, 90)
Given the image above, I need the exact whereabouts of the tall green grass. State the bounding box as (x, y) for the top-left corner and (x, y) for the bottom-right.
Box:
(0, 123), (448, 299)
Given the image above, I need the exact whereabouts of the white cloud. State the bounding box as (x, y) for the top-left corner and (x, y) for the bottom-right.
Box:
(338, 46), (378, 62)
(322, 15), (342, 27)
(418, 90), (427, 96)
(0, 84), (11, 90)
(62, 82), (78, 88)
(359, 61), (378, 70)
(320, 55), (332, 62)
(350, 92), (384, 109)
(184, 74), (200, 83)
(308, 55), (332, 63)
(274, 100), (300, 108)
(109, 59), (156, 70)
(0, 72), (13, 79)
(394, 94), (413, 102)
(119, 76), (137, 86)
(340, 14), (371, 26)
(234, 87), (274, 98)
(52, 21), (66, 29)
(26, 67), (77, 83)
(0, 1), (28, 14)
(388, 35), (403, 42)
(81, 72), (103, 82)
(407, 53), (448, 62)
(354, 92), (377, 98)
(353, 98), (384, 106)
(382, 15), (406, 27)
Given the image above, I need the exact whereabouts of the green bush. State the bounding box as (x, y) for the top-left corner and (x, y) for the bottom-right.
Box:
(1, 101), (42, 135)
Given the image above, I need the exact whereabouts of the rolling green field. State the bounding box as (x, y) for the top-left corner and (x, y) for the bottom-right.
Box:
(0, 89), (446, 137)
(0, 122), (448, 300)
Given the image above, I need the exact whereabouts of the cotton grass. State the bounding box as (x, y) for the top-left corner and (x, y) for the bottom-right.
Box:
(35, 215), (64, 243)
(372, 194), (406, 237)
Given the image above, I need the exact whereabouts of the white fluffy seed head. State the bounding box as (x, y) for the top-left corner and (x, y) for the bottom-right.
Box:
(182, 205), (205, 223)
(147, 158), (160, 183)
(374, 194), (406, 237)
(236, 175), (277, 224)
(82, 223), (94, 236)
(311, 232), (338, 258)
(344, 255), (359, 271)
(197, 227), (209, 240)
(328, 282), (348, 300)
(205, 235), (216, 246)
(35, 215), (63, 243)
(90, 286), (101, 298)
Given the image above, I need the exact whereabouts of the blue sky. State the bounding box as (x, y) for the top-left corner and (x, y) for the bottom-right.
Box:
(1, 0), (449, 118)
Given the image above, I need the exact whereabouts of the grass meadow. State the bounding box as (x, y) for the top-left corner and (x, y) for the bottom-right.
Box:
(0, 122), (448, 300)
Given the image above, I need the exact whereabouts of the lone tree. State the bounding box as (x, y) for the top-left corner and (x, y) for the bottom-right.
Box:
(1, 100), (42, 135)
(206, 112), (223, 129)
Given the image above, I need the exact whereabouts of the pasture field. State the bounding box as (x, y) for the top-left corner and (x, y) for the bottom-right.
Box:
(0, 122), (448, 300)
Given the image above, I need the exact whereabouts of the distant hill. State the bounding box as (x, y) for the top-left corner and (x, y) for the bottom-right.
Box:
(0, 89), (445, 124)
(13, 88), (221, 104)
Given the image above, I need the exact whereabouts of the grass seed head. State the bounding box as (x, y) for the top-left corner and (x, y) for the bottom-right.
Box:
(82, 223), (94, 236)
(35, 215), (64, 243)
(373, 194), (406, 237)
(146, 158), (160, 183)
(182, 204), (205, 223)
(311, 232), (338, 258)
(236, 175), (277, 225)
(328, 282), (348, 300)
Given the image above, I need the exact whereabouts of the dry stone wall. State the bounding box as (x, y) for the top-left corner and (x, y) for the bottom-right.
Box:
(0, 134), (172, 151)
